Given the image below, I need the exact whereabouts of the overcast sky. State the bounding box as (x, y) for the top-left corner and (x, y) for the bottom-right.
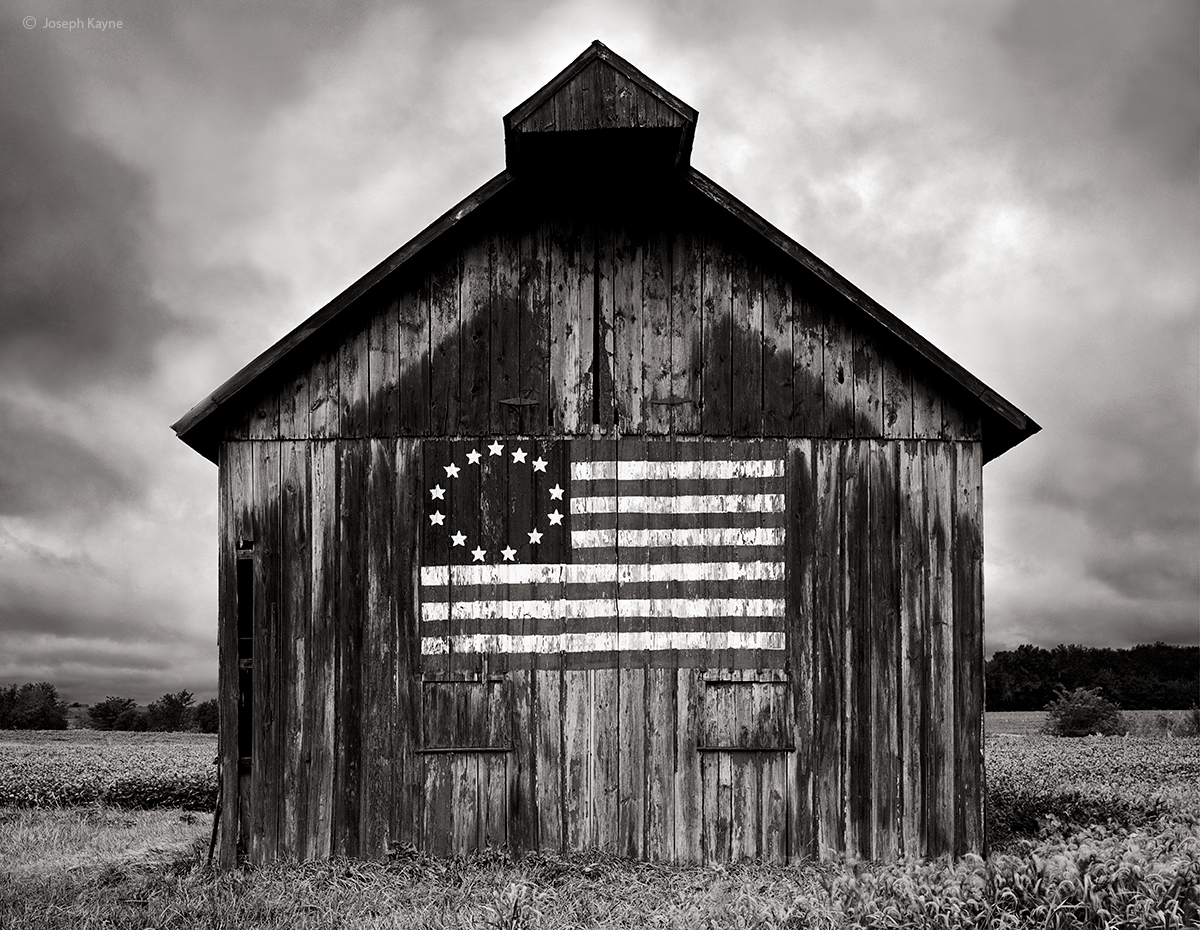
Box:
(1, 0), (1195, 703)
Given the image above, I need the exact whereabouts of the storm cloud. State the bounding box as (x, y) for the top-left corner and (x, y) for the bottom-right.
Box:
(0, 0), (1195, 701)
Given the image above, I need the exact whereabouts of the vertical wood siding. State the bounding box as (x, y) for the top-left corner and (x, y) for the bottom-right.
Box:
(218, 436), (984, 864)
(212, 181), (988, 865)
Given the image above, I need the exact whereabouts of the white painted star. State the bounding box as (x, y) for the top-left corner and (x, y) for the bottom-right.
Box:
(511, 447), (527, 464)
(549, 484), (564, 500)
(488, 441), (504, 456)
(471, 546), (487, 562)
(450, 531), (466, 547)
(466, 449), (482, 465)
(429, 484), (445, 500)
(527, 528), (543, 545)
(532, 457), (548, 473)
(429, 511), (445, 526)
(501, 546), (517, 561)
(547, 510), (563, 526)
(444, 463), (460, 478)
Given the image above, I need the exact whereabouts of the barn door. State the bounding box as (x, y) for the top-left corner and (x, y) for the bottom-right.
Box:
(698, 670), (792, 862)
(418, 675), (512, 855)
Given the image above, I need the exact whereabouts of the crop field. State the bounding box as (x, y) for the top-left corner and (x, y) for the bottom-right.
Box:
(1, 730), (1198, 928)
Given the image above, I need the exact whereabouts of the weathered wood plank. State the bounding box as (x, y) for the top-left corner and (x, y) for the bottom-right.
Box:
(852, 326), (882, 438)
(593, 666), (620, 850)
(518, 212), (551, 435)
(646, 666), (675, 861)
(812, 441), (844, 856)
(898, 440), (928, 857)
(248, 386), (279, 441)
(668, 207), (702, 434)
(562, 668), (592, 850)
(612, 219), (644, 432)
(761, 268), (793, 436)
(786, 438), (816, 861)
(730, 753), (757, 861)
(423, 755), (453, 857)
(549, 214), (592, 434)
(360, 439), (396, 858)
(954, 441), (984, 854)
(396, 282), (430, 435)
(701, 229), (732, 435)
(307, 440), (338, 859)
(762, 751), (787, 864)
(822, 306), (855, 436)
(843, 440), (870, 858)
(368, 296), (400, 436)
(730, 249), (763, 436)
(428, 252), (461, 436)
(334, 441), (364, 857)
(309, 348), (339, 439)
(881, 347), (912, 439)
(926, 440), (956, 855)
(674, 668), (702, 862)
(393, 438), (422, 849)
(217, 442), (250, 866)
(460, 235), (492, 434)
(278, 363), (310, 440)
(911, 365), (943, 439)
(868, 440), (900, 861)
(340, 324), (370, 437)
(508, 668), (535, 852)
(642, 222), (671, 434)
(279, 441), (310, 859)
(251, 441), (281, 862)
(534, 668), (564, 851)
(792, 279), (824, 436)
(491, 227), (521, 434)
(617, 665), (646, 858)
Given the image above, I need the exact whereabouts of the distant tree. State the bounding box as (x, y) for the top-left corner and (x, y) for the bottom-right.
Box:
(114, 707), (149, 731)
(0, 683), (68, 729)
(89, 696), (140, 730)
(1042, 687), (1127, 737)
(147, 690), (195, 732)
(195, 698), (219, 734)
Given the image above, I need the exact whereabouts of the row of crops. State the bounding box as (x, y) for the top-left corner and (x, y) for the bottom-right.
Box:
(0, 731), (217, 810)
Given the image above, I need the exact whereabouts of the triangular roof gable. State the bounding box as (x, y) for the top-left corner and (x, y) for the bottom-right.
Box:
(173, 45), (1039, 463)
(504, 40), (698, 170)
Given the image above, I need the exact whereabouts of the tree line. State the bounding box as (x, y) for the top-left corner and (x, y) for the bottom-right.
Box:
(986, 643), (1199, 711)
(0, 683), (218, 732)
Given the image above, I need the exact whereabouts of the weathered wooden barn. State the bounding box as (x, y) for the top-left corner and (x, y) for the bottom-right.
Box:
(174, 42), (1039, 867)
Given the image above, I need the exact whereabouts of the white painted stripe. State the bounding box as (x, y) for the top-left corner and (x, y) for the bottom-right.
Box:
(421, 597), (784, 623)
(421, 630), (786, 655)
(420, 561), (785, 588)
(571, 459), (784, 481)
(570, 494), (785, 515)
(572, 527), (785, 548)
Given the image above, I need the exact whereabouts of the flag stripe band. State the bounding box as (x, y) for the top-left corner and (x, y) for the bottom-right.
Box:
(420, 561), (785, 587)
(569, 494), (785, 514)
(422, 631), (785, 655)
(571, 527), (785, 548)
(421, 597), (785, 622)
(571, 460), (784, 480)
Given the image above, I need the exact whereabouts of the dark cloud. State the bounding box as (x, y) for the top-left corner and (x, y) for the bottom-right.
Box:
(0, 399), (138, 518)
(0, 22), (171, 387)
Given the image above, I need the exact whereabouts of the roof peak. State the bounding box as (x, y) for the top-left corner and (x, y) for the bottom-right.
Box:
(503, 42), (698, 172)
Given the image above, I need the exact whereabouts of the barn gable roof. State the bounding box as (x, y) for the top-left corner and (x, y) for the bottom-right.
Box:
(172, 43), (1039, 463)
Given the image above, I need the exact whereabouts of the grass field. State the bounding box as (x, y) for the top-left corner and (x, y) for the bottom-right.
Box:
(1, 730), (1198, 928)
(986, 709), (1199, 737)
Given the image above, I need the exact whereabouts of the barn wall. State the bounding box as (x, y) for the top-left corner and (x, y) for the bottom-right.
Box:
(224, 184), (982, 447)
(217, 435), (984, 865)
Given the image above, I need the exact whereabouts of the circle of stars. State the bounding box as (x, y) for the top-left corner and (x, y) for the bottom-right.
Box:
(426, 442), (563, 563)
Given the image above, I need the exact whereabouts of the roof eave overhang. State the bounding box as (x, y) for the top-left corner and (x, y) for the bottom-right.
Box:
(171, 169), (516, 462)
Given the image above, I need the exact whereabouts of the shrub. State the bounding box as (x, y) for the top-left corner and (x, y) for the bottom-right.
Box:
(114, 707), (148, 731)
(195, 698), (219, 734)
(0, 683), (68, 730)
(89, 697), (140, 731)
(146, 690), (195, 732)
(1042, 687), (1127, 736)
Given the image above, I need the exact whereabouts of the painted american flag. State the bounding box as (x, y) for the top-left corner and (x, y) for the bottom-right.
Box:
(419, 439), (787, 667)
